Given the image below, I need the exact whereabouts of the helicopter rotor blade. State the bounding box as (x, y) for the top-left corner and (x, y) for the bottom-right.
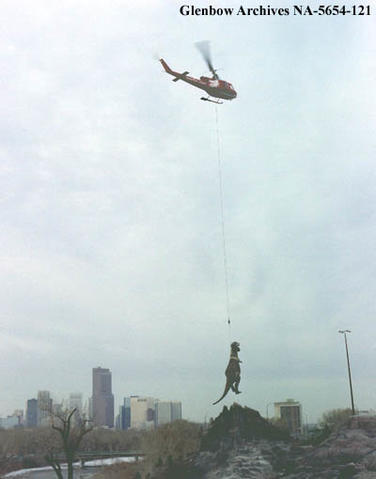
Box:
(195, 41), (218, 78)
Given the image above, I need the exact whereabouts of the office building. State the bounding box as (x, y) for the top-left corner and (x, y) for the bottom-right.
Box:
(274, 398), (302, 437)
(130, 396), (155, 430)
(117, 397), (131, 430)
(26, 399), (38, 428)
(88, 397), (93, 420)
(155, 401), (171, 426)
(92, 367), (114, 427)
(155, 400), (182, 427)
(13, 410), (24, 426)
(69, 393), (83, 414)
(0, 415), (20, 429)
(171, 401), (182, 421)
(37, 390), (52, 427)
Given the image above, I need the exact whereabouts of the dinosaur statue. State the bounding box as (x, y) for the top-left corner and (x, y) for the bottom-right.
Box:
(213, 341), (242, 405)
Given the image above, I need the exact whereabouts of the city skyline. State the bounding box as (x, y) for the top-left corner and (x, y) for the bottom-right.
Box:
(0, 319), (373, 423)
(3, 384), (185, 423)
(1, 1), (375, 425)
(0, 362), (363, 429)
(2, 365), (184, 431)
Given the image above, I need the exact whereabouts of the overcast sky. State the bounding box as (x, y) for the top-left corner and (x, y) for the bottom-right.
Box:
(1, 0), (376, 424)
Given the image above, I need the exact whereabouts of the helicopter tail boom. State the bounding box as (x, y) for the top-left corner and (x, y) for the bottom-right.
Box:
(160, 59), (190, 81)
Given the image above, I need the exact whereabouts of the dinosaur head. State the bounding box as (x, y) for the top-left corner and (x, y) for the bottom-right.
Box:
(231, 341), (240, 353)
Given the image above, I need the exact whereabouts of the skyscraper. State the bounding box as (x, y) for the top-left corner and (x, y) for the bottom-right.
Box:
(155, 400), (182, 427)
(68, 393), (83, 426)
(130, 396), (155, 430)
(155, 401), (171, 426)
(171, 401), (182, 422)
(118, 397), (131, 430)
(92, 367), (114, 428)
(37, 390), (52, 427)
(69, 393), (83, 413)
(26, 399), (38, 428)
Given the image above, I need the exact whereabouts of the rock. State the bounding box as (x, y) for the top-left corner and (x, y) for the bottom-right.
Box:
(194, 443), (279, 478)
(186, 404), (292, 478)
(284, 415), (376, 479)
(153, 407), (376, 479)
(201, 403), (290, 452)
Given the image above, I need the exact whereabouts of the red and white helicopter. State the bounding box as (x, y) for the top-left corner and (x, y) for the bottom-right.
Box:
(160, 42), (237, 104)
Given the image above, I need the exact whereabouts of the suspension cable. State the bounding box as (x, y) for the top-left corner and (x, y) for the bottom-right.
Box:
(215, 105), (231, 342)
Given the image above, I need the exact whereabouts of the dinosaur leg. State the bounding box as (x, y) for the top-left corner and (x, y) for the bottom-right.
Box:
(234, 378), (241, 394)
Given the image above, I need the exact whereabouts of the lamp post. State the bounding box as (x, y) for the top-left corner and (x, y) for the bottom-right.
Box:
(338, 329), (355, 415)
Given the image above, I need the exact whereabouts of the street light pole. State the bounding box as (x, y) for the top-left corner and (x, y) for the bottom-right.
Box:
(338, 329), (355, 415)
(266, 402), (273, 420)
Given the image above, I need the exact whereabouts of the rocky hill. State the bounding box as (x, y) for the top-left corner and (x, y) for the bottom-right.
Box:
(165, 404), (376, 479)
(287, 415), (376, 479)
(201, 403), (289, 452)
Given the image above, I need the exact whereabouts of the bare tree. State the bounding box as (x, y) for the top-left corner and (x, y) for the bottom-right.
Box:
(44, 408), (93, 479)
(141, 420), (200, 476)
(319, 408), (354, 432)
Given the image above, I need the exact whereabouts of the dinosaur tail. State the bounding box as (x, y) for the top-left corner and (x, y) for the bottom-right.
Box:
(212, 383), (231, 405)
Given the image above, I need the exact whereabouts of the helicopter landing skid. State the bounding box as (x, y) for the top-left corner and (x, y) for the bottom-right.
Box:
(201, 97), (223, 105)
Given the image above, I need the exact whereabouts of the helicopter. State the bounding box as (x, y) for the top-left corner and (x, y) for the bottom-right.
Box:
(160, 42), (237, 104)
